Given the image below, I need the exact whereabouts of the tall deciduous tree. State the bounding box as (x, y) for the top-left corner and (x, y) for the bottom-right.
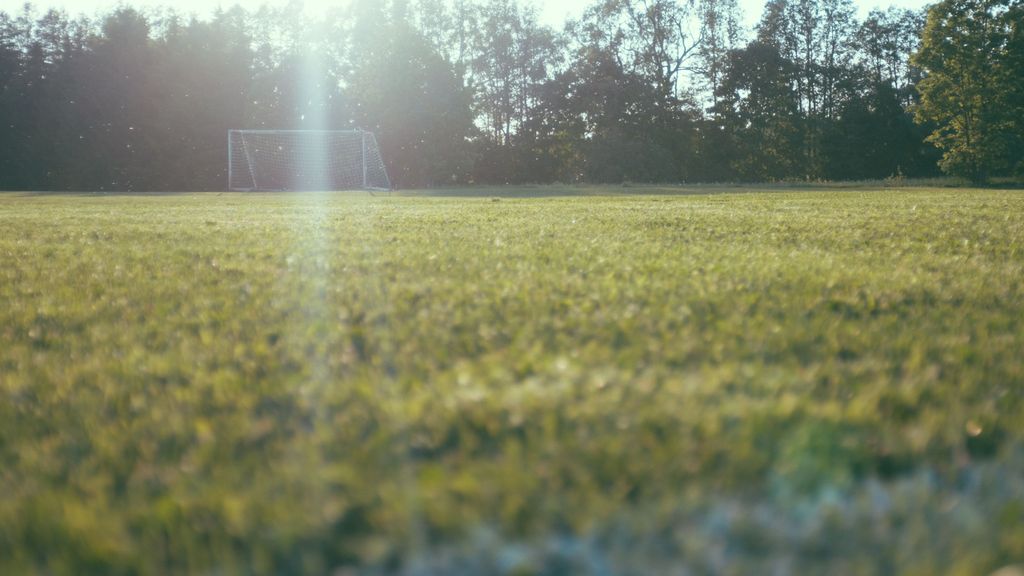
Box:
(714, 40), (802, 180)
(697, 0), (743, 109)
(858, 8), (925, 106)
(349, 2), (474, 187)
(914, 0), (1022, 181)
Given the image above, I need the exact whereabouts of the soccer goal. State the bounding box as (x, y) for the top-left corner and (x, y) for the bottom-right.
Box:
(228, 130), (391, 191)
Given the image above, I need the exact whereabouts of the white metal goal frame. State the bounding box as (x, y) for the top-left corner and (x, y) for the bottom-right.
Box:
(227, 129), (392, 192)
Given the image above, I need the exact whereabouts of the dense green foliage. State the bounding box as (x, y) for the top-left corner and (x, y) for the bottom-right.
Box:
(0, 0), (941, 190)
(1, 187), (1023, 574)
(914, 0), (1024, 182)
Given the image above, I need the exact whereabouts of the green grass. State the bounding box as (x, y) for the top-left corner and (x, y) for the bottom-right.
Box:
(1, 187), (1023, 575)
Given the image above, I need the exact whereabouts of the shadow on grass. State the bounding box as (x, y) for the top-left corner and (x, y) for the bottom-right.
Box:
(2, 190), (233, 197)
(3, 186), (741, 198)
(3, 178), (1018, 198)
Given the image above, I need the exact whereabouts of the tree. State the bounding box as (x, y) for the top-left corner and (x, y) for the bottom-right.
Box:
(467, 0), (562, 183)
(148, 7), (257, 189)
(713, 41), (802, 180)
(697, 0), (743, 110)
(822, 83), (939, 179)
(1004, 0), (1024, 175)
(913, 0), (1022, 181)
(543, 1), (702, 184)
(858, 8), (925, 107)
(348, 3), (474, 187)
(66, 7), (161, 191)
(748, 0), (866, 178)
(562, 44), (682, 182)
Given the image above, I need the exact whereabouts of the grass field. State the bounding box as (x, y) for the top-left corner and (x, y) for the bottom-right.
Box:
(2, 187), (1023, 575)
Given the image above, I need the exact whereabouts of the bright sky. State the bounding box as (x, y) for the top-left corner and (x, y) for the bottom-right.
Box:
(7, 0), (933, 30)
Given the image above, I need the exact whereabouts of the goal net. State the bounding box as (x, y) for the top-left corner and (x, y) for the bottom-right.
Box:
(228, 130), (391, 191)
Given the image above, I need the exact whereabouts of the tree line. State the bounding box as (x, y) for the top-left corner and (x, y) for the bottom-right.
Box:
(0, 0), (1020, 190)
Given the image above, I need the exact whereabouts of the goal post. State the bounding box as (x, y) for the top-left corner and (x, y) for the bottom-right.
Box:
(227, 129), (391, 191)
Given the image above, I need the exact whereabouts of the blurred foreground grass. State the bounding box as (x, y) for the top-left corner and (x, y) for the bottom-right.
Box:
(1, 188), (1023, 574)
